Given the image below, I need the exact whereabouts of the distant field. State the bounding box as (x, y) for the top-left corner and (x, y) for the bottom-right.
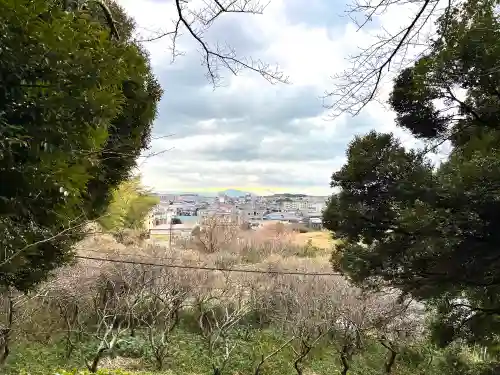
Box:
(150, 234), (170, 241)
(293, 230), (338, 250)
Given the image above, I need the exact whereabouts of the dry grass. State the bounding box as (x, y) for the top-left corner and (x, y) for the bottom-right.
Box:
(292, 230), (339, 250)
(71, 226), (337, 294)
(100, 356), (144, 370)
(75, 226), (337, 272)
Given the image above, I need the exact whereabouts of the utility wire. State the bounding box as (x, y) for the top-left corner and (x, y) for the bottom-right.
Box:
(80, 248), (187, 262)
(80, 243), (311, 264)
(75, 255), (342, 277)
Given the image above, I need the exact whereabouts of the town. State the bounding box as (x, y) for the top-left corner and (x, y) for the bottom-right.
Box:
(147, 190), (327, 237)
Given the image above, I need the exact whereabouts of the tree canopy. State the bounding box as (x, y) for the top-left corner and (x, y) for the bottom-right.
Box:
(98, 176), (159, 232)
(323, 0), (500, 347)
(0, 0), (162, 290)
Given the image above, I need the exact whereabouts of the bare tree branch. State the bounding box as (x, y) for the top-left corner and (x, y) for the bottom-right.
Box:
(254, 336), (295, 375)
(134, 0), (288, 87)
(324, 0), (455, 117)
(0, 214), (89, 268)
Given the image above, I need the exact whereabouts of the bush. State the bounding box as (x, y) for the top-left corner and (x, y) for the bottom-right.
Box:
(115, 336), (150, 359)
(240, 222), (251, 230)
(112, 229), (145, 245)
(295, 239), (321, 257)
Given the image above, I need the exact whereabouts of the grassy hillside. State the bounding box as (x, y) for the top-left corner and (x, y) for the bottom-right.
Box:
(4, 321), (486, 375)
(2, 230), (496, 375)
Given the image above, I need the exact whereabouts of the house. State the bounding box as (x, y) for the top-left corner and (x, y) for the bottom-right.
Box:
(237, 206), (267, 221)
(262, 212), (302, 223)
(309, 217), (323, 230)
(149, 223), (195, 238)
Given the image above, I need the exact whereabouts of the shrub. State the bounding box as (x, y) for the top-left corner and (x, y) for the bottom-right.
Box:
(114, 336), (150, 359)
(295, 239), (321, 258)
(53, 370), (158, 375)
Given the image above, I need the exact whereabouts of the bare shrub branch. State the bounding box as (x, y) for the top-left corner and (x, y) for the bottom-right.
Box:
(9, 230), (426, 375)
(253, 336), (295, 375)
(194, 215), (239, 253)
(138, 268), (189, 370)
(193, 275), (251, 375)
(85, 263), (150, 372)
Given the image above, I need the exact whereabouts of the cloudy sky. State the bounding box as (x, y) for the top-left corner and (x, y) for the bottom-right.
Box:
(116, 0), (427, 195)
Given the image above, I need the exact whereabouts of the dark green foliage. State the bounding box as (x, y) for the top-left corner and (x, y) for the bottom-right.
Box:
(323, 0), (500, 347)
(0, 0), (161, 290)
(170, 218), (182, 225)
(390, 66), (448, 139)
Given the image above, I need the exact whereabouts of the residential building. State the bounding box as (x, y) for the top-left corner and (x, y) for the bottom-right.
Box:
(149, 223), (195, 237)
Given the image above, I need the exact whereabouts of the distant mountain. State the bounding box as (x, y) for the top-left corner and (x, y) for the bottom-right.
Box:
(219, 189), (252, 198)
(153, 191), (217, 197)
(270, 193), (307, 198)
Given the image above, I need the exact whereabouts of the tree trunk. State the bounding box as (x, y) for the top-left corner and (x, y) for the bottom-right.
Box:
(87, 347), (106, 373)
(0, 292), (14, 366)
(155, 346), (166, 370)
(155, 355), (164, 371)
(293, 344), (312, 375)
(65, 335), (75, 360)
(340, 343), (352, 375)
(293, 358), (303, 375)
(384, 349), (397, 374)
(0, 341), (9, 366)
(379, 339), (398, 374)
(340, 354), (349, 375)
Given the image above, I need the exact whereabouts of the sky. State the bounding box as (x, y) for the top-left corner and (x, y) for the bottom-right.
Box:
(115, 0), (434, 196)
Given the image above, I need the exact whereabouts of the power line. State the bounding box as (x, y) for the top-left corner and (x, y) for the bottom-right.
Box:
(80, 242), (314, 265)
(80, 249), (186, 262)
(75, 255), (342, 277)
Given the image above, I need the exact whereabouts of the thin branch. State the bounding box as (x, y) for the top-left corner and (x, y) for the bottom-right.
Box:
(254, 336), (295, 375)
(325, 0), (454, 117)
(0, 215), (89, 268)
(136, 0), (288, 86)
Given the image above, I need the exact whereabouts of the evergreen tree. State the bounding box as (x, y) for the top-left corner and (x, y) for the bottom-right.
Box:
(0, 0), (161, 290)
(323, 0), (500, 346)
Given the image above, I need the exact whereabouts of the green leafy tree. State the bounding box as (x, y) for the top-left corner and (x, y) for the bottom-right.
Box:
(60, 0), (120, 40)
(98, 176), (159, 232)
(0, 0), (161, 290)
(323, 0), (500, 347)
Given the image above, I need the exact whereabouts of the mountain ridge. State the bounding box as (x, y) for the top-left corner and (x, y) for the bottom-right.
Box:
(219, 189), (252, 197)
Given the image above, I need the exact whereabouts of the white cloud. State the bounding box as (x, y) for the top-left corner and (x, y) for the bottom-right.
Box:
(115, 0), (439, 195)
